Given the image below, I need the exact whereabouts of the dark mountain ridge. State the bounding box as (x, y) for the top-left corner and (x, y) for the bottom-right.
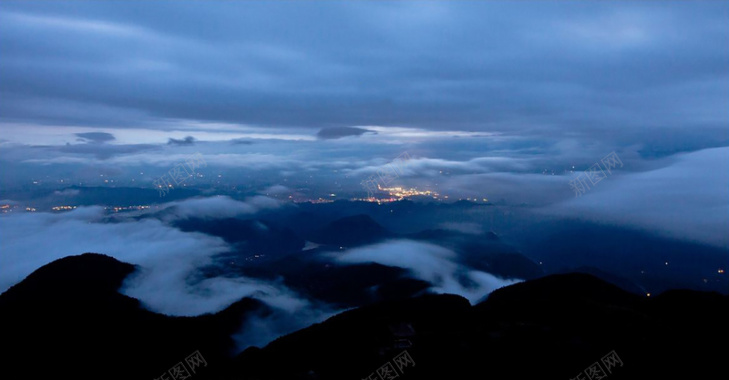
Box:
(1, 254), (727, 380)
(0, 253), (265, 380)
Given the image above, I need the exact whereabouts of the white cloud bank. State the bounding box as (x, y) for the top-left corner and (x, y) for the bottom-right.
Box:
(0, 197), (291, 316)
(544, 146), (729, 248)
(331, 240), (520, 303)
(156, 195), (281, 221)
(0, 195), (345, 351)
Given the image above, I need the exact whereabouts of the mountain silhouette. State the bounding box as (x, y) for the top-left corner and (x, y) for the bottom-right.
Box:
(309, 214), (393, 246)
(233, 273), (729, 379)
(2, 255), (727, 380)
(0, 253), (265, 380)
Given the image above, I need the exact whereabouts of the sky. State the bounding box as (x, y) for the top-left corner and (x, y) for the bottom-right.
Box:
(0, 1), (726, 141)
(1, 1), (727, 239)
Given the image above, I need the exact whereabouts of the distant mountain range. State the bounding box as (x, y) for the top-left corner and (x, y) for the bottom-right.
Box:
(308, 214), (393, 246)
(1, 254), (726, 380)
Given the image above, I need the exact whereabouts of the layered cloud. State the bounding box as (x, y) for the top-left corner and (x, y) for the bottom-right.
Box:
(331, 240), (520, 303)
(543, 146), (729, 248)
(75, 132), (115, 144)
(317, 126), (374, 140)
(0, 195), (344, 352)
(0, 2), (726, 140)
(167, 136), (196, 146)
(0, 197), (287, 315)
(154, 195), (282, 221)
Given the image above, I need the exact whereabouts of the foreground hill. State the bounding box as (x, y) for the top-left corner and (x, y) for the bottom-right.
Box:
(1, 254), (727, 380)
(0, 253), (265, 380)
(232, 273), (729, 379)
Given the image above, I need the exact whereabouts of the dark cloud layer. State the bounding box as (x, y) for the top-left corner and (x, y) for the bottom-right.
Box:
(75, 132), (115, 144)
(316, 126), (374, 140)
(230, 138), (254, 145)
(167, 136), (195, 146)
(0, 1), (726, 143)
(56, 143), (157, 159)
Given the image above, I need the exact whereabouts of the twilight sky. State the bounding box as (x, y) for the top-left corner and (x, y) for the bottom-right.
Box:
(1, 1), (728, 248)
(0, 1), (727, 140)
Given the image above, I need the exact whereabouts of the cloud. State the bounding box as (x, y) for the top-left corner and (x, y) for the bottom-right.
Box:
(230, 138), (254, 145)
(317, 126), (374, 140)
(75, 132), (116, 144)
(543, 146), (729, 248)
(0, 1), (725, 141)
(0, 198), (343, 351)
(154, 195), (282, 221)
(3, 130), (728, 253)
(56, 143), (158, 160)
(0, 206), (220, 308)
(331, 240), (520, 303)
(0, 200), (298, 316)
(233, 303), (339, 350)
(167, 136), (196, 146)
(122, 260), (309, 317)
